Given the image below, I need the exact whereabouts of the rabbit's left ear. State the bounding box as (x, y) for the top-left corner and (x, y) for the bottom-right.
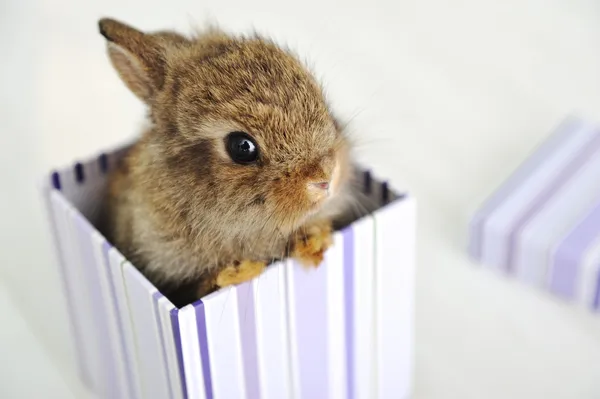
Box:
(98, 18), (168, 102)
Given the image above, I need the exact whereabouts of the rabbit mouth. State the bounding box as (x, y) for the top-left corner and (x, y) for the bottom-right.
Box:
(303, 196), (331, 219)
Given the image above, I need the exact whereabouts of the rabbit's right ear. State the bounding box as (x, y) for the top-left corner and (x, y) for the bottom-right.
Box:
(98, 18), (168, 102)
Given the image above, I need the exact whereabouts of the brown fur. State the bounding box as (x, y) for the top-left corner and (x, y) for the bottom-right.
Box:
(97, 18), (353, 306)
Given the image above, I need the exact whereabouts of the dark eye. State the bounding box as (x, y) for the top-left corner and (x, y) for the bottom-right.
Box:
(225, 131), (259, 164)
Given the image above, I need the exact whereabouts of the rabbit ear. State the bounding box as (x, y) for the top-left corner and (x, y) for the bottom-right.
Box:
(98, 18), (168, 102)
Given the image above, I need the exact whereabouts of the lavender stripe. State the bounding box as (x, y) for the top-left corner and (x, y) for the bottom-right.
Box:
(364, 170), (372, 194)
(343, 227), (355, 399)
(292, 261), (329, 397)
(549, 202), (600, 298)
(469, 117), (578, 261)
(195, 301), (214, 399)
(102, 242), (137, 399)
(594, 269), (600, 310)
(52, 171), (61, 190)
(381, 181), (389, 204)
(152, 292), (174, 399)
(99, 153), (108, 173)
(44, 190), (87, 384)
(75, 162), (85, 183)
(236, 283), (260, 399)
(169, 309), (189, 399)
(506, 130), (600, 272)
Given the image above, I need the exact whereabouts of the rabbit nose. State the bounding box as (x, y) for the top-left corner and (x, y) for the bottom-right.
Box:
(307, 181), (330, 203)
(311, 181), (329, 191)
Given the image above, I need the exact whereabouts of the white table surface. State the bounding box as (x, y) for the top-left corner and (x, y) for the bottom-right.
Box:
(1, 0), (600, 398)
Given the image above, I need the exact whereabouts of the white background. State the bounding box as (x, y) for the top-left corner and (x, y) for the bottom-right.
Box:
(2, 0), (600, 398)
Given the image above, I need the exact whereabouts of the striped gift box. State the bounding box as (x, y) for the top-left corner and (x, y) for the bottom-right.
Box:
(41, 144), (416, 399)
(469, 116), (600, 312)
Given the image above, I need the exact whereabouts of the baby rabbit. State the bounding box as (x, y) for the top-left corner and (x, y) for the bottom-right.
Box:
(98, 18), (353, 306)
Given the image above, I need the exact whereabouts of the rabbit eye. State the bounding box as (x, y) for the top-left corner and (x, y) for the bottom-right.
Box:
(225, 132), (259, 164)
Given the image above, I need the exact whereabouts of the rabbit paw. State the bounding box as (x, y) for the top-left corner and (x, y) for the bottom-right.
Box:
(292, 220), (333, 268)
(215, 260), (267, 288)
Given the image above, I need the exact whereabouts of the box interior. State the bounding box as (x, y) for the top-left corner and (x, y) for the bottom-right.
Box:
(49, 144), (407, 307)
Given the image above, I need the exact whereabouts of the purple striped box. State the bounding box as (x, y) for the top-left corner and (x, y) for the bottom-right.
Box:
(42, 144), (416, 399)
(469, 116), (600, 312)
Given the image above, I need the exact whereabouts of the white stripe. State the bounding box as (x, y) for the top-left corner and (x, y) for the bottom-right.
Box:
(178, 305), (206, 399)
(326, 232), (347, 399)
(578, 237), (600, 309)
(122, 263), (171, 399)
(352, 216), (376, 399)
(107, 248), (143, 399)
(285, 260), (301, 399)
(90, 230), (129, 398)
(280, 262), (295, 399)
(203, 288), (247, 399)
(62, 199), (103, 391)
(253, 263), (293, 399)
(374, 197), (416, 399)
(69, 209), (111, 393)
(157, 297), (184, 399)
(49, 191), (93, 386)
